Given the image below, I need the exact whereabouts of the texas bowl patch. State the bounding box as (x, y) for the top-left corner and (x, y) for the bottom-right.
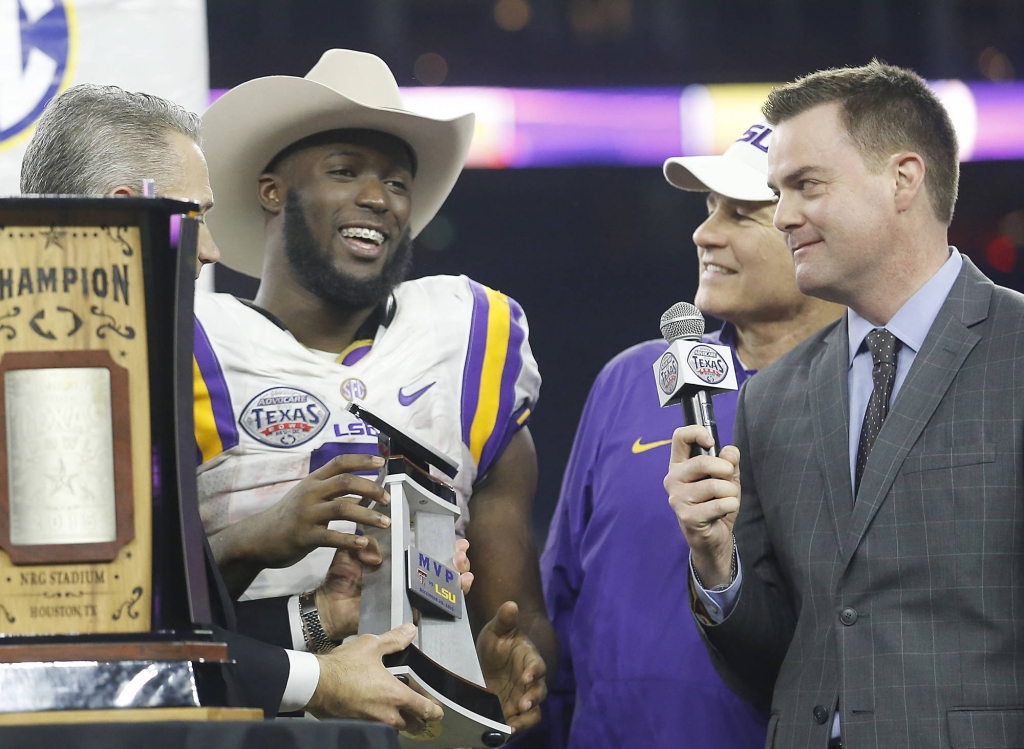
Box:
(658, 351), (679, 394)
(687, 345), (730, 385)
(239, 387), (330, 447)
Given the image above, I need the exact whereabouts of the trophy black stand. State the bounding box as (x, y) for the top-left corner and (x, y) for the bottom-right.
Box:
(0, 197), (254, 722)
(350, 401), (511, 749)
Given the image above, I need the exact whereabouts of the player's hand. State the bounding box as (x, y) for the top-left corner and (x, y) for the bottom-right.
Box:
(318, 538), (475, 641)
(305, 623), (443, 733)
(477, 601), (547, 733)
(664, 425), (741, 588)
(452, 537), (474, 595)
(251, 453), (393, 569)
(315, 537), (381, 641)
(211, 453), (392, 589)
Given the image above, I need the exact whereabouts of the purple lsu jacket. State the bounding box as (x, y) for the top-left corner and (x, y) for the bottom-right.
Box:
(539, 326), (769, 749)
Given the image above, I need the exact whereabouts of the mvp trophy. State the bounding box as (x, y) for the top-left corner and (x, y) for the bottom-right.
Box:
(0, 197), (254, 724)
(350, 401), (511, 749)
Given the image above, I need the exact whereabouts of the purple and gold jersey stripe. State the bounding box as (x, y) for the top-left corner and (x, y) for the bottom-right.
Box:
(337, 338), (374, 367)
(461, 282), (529, 476)
(194, 318), (239, 463)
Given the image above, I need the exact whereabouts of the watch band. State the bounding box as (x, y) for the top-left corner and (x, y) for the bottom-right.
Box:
(299, 590), (337, 654)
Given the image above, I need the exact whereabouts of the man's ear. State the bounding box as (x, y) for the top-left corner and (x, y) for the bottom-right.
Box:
(257, 174), (285, 214)
(892, 152), (926, 214)
(108, 185), (136, 197)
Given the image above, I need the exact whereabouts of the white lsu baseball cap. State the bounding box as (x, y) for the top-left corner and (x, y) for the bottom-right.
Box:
(663, 121), (776, 202)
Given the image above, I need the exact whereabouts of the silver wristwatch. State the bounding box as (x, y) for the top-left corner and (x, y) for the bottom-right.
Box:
(299, 590), (337, 654)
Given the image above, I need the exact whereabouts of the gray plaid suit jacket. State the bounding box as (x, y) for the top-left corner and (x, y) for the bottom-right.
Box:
(697, 258), (1024, 749)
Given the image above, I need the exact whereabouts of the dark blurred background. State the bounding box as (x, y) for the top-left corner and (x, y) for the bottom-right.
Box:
(207, 0), (1022, 87)
(207, 0), (1024, 543)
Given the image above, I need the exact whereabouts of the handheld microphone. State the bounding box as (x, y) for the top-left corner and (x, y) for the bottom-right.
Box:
(654, 302), (738, 458)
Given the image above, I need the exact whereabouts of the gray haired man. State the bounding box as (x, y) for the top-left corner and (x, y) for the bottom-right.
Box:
(21, 84), (219, 277)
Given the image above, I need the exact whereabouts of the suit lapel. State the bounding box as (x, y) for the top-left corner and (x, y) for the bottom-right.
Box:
(809, 317), (854, 548)
(841, 258), (991, 566)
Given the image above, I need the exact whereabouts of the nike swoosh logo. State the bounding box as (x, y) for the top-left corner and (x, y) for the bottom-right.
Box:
(631, 438), (672, 454)
(398, 381), (436, 406)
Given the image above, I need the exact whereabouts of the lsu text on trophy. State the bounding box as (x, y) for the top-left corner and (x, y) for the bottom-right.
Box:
(350, 400), (511, 749)
(0, 197), (255, 724)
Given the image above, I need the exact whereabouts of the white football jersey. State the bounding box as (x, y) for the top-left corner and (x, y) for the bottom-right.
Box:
(193, 274), (541, 600)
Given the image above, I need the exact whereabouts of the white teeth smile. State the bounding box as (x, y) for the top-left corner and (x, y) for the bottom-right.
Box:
(705, 263), (736, 274)
(340, 227), (386, 245)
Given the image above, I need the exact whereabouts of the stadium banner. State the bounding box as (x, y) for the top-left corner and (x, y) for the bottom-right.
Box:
(0, 0), (209, 196)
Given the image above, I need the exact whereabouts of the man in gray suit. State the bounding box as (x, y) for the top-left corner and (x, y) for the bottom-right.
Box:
(665, 60), (1024, 748)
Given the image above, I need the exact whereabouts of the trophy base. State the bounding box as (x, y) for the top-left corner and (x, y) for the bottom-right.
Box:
(384, 645), (511, 748)
(0, 631), (234, 715)
(0, 707), (263, 726)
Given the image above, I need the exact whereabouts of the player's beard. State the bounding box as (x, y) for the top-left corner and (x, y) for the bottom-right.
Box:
(282, 190), (413, 311)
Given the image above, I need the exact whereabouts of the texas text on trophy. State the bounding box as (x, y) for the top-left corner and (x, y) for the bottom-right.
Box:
(0, 197), (254, 724)
(350, 400), (511, 748)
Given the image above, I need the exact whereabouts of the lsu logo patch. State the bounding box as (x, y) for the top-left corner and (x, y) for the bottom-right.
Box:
(687, 345), (729, 385)
(0, 1), (74, 149)
(240, 387), (329, 447)
(658, 351), (679, 395)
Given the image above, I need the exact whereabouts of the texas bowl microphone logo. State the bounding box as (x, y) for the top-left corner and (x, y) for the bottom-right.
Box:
(240, 387), (330, 448)
(658, 352), (679, 395)
(0, 1), (75, 149)
(687, 345), (729, 385)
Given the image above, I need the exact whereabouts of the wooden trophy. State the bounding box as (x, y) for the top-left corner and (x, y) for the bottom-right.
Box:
(0, 197), (258, 725)
(350, 400), (511, 749)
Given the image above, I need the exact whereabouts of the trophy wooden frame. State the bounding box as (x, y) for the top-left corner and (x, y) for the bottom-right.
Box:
(0, 350), (135, 565)
(0, 197), (247, 720)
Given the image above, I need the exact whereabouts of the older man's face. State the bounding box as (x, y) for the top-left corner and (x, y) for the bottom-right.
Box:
(691, 193), (807, 328)
(160, 130), (219, 278)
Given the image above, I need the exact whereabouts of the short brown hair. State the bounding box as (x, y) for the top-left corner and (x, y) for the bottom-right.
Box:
(762, 60), (959, 225)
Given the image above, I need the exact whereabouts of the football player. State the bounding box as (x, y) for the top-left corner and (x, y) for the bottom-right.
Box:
(194, 49), (553, 731)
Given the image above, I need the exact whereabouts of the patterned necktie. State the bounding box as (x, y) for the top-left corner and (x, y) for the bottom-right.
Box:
(855, 328), (899, 495)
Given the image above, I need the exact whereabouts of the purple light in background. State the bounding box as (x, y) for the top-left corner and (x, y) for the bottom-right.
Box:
(209, 83), (1024, 166)
(169, 213), (182, 248)
(507, 88), (682, 167)
(969, 83), (1024, 161)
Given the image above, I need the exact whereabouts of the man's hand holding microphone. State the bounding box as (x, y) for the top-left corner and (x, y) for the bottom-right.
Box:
(664, 426), (741, 590)
(655, 302), (741, 592)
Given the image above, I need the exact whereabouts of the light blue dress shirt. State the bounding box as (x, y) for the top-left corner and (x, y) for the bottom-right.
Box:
(846, 248), (962, 490)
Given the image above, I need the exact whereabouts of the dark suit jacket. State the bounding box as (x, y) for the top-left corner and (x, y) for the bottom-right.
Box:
(201, 535), (291, 717)
(234, 597), (295, 650)
(697, 258), (1024, 749)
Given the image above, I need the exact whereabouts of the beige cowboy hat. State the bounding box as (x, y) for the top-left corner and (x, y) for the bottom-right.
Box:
(202, 49), (476, 278)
